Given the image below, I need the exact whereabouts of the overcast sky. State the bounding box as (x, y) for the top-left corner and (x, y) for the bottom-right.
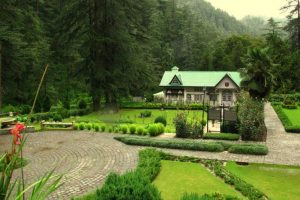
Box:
(206, 0), (287, 20)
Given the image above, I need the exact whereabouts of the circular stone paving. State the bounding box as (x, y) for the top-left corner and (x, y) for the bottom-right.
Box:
(0, 131), (140, 199)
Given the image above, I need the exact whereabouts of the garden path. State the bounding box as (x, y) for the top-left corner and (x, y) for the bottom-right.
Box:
(163, 102), (300, 166)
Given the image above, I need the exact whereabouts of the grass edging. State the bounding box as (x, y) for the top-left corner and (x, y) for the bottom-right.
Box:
(161, 153), (268, 200)
(272, 103), (300, 133)
(203, 133), (240, 141)
(114, 136), (269, 155)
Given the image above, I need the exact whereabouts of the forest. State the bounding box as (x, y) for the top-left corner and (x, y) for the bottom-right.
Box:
(0, 0), (300, 111)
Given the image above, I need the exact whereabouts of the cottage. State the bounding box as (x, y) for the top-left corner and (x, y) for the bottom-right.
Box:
(159, 67), (242, 107)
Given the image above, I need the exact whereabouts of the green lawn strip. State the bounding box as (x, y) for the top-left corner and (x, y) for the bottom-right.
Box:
(153, 160), (244, 200)
(225, 161), (300, 200)
(115, 136), (269, 155)
(203, 133), (240, 141)
(271, 104), (300, 133)
(64, 109), (206, 133)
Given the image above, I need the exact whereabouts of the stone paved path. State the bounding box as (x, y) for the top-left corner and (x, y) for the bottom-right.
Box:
(0, 131), (140, 200)
(1, 103), (300, 199)
(163, 103), (300, 166)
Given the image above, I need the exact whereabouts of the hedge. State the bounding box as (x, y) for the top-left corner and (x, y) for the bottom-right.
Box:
(120, 102), (208, 110)
(272, 103), (300, 133)
(115, 137), (224, 152)
(203, 133), (240, 141)
(115, 136), (269, 155)
(95, 149), (162, 200)
(228, 144), (268, 155)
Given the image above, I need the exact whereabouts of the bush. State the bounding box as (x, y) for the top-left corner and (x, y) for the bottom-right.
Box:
(203, 133), (240, 141)
(78, 99), (87, 109)
(101, 125), (106, 132)
(73, 124), (79, 130)
(121, 125), (128, 134)
(173, 112), (190, 138)
(148, 124), (159, 137)
(129, 124), (137, 134)
(143, 128), (148, 136)
(156, 123), (165, 134)
(237, 92), (266, 141)
(190, 122), (203, 139)
(94, 125), (100, 132)
(52, 114), (63, 122)
(85, 123), (92, 130)
(137, 126), (144, 135)
(96, 172), (161, 200)
(79, 123), (85, 130)
(154, 116), (167, 126)
(285, 126), (300, 133)
(108, 127), (113, 133)
(96, 148), (162, 200)
(19, 105), (31, 115)
(140, 110), (152, 118)
(115, 137), (224, 152)
(228, 144), (268, 155)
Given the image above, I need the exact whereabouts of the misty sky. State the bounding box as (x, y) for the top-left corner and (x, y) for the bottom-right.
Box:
(206, 0), (288, 20)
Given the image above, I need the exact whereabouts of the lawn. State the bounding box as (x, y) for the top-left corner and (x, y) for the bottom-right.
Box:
(64, 109), (206, 132)
(282, 108), (300, 125)
(153, 160), (244, 200)
(226, 161), (300, 200)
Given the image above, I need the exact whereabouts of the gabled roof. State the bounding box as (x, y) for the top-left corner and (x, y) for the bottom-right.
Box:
(159, 68), (241, 88)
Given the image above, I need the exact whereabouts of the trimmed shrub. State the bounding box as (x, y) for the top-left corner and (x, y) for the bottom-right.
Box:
(85, 123), (92, 130)
(137, 127), (144, 135)
(148, 124), (159, 137)
(154, 116), (167, 126)
(228, 144), (268, 155)
(73, 124), (79, 130)
(190, 122), (203, 139)
(174, 112), (190, 138)
(282, 104), (297, 109)
(156, 123), (165, 134)
(52, 114), (63, 122)
(285, 126), (300, 133)
(101, 125), (106, 132)
(108, 127), (113, 133)
(143, 128), (148, 136)
(94, 125), (100, 132)
(129, 124), (137, 135)
(96, 148), (162, 200)
(115, 137), (224, 152)
(96, 172), (161, 200)
(221, 121), (238, 134)
(203, 133), (240, 141)
(79, 123), (85, 130)
(121, 125), (128, 134)
(140, 110), (152, 118)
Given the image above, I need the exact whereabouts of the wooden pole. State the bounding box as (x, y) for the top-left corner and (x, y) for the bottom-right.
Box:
(21, 64), (49, 199)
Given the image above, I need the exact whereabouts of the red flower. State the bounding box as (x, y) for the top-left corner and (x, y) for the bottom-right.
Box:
(10, 123), (25, 145)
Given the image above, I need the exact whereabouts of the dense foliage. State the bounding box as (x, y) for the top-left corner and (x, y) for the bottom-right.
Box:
(237, 92), (267, 141)
(203, 133), (240, 141)
(173, 112), (203, 138)
(96, 149), (161, 200)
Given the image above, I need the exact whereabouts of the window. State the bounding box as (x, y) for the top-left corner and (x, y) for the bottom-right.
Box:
(225, 82), (230, 87)
(170, 75), (181, 85)
(187, 94), (192, 101)
(195, 94), (201, 102)
(222, 92), (232, 101)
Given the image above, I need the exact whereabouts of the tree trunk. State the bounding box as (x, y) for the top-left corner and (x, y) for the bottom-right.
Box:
(0, 41), (2, 108)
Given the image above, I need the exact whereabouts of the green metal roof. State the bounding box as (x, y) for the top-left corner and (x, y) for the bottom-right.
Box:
(159, 69), (242, 87)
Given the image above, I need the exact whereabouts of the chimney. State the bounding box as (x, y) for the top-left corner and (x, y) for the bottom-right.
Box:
(171, 66), (179, 72)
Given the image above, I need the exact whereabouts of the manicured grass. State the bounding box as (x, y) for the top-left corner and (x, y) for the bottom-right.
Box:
(226, 161), (300, 200)
(282, 108), (300, 125)
(153, 160), (244, 200)
(65, 109), (206, 132)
